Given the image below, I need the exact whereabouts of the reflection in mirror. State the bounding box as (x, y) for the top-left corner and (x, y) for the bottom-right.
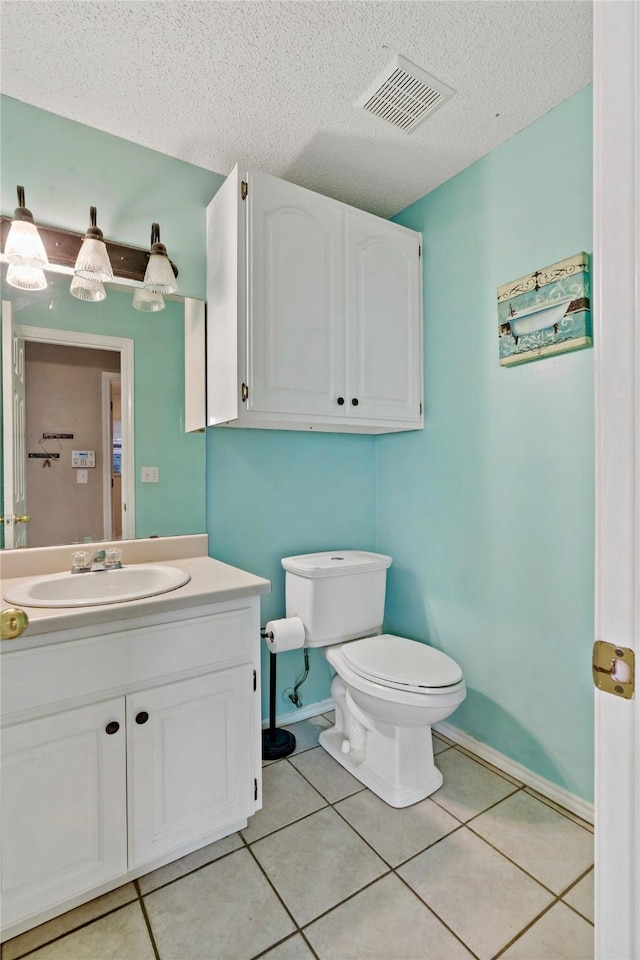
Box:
(1, 267), (206, 550)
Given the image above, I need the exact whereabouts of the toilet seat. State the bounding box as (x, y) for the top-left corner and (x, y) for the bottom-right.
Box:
(341, 634), (463, 693)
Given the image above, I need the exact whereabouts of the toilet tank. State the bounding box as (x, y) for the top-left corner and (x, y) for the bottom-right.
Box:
(281, 551), (392, 647)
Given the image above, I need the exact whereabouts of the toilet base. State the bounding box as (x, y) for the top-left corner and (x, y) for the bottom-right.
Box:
(318, 725), (443, 808)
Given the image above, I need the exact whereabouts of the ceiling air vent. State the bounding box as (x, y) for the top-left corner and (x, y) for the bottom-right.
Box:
(356, 54), (455, 134)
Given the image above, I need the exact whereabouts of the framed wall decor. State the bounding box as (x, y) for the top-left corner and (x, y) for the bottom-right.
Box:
(498, 252), (591, 366)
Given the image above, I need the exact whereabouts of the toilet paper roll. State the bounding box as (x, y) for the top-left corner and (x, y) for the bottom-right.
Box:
(265, 616), (305, 653)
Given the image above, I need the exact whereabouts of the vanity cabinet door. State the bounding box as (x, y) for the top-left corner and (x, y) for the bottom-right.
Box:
(345, 212), (423, 424)
(0, 698), (127, 928)
(127, 666), (254, 868)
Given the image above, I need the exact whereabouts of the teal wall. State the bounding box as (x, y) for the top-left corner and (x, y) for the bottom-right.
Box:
(378, 87), (594, 801)
(1, 90), (594, 799)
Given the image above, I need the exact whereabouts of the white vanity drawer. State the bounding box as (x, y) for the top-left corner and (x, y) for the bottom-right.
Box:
(1, 604), (257, 720)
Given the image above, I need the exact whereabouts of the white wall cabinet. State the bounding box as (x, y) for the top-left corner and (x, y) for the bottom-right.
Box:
(0, 598), (261, 939)
(207, 166), (423, 434)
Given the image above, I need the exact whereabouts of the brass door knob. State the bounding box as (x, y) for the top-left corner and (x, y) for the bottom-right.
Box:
(13, 515), (31, 524)
(1, 608), (29, 641)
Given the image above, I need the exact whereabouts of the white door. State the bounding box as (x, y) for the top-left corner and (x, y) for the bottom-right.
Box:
(0, 698), (127, 928)
(127, 667), (255, 868)
(345, 212), (422, 423)
(593, 4), (639, 958)
(246, 169), (346, 417)
(1, 301), (28, 548)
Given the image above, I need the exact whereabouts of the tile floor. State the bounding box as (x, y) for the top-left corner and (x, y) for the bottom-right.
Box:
(1, 713), (594, 960)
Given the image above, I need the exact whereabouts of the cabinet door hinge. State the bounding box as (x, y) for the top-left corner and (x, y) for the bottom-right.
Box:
(419, 402), (423, 415)
(241, 180), (248, 201)
(253, 669), (257, 691)
(241, 382), (249, 403)
(419, 244), (422, 257)
(254, 778), (258, 801)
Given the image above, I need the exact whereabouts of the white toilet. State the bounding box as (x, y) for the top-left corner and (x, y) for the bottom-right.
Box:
(282, 550), (466, 808)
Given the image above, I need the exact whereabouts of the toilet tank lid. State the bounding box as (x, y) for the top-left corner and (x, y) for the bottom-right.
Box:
(281, 551), (392, 578)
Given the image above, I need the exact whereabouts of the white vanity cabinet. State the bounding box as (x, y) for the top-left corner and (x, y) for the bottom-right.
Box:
(206, 166), (423, 434)
(0, 595), (262, 939)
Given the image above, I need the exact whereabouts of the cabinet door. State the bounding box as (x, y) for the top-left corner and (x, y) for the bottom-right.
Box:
(246, 170), (345, 417)
(346, 213), (422, 423)
(1, 699), (127, 928)
(127, 667), (254, 868)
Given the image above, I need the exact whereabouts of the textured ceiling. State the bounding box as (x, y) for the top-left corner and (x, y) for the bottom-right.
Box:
(0, 1), (592, 217)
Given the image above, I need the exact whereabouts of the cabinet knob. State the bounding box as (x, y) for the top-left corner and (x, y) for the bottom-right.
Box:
(135, 711), (150, 725)
(337, 397), (345, 406)
(351, 398), (359, 407)
(105, 721), (120, 735)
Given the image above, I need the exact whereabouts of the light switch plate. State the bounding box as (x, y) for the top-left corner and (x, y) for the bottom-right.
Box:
(141, 467), (159, 483)
(76, 469), (88, 484)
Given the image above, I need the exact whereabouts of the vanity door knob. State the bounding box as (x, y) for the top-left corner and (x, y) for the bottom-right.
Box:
(351, 398), (359, 407)
(337, 397), (345, 406)
(135, 711), (149, 725)
(105, 721), (120, 735)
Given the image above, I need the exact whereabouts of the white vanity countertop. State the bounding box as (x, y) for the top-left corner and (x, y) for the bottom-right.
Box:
(1, 555), (271, 643)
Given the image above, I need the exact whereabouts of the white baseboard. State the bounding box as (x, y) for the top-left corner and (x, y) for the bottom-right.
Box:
(261, 698), (334, 729)
(261, 700), (594, 825)
(434, 720), (594, 825)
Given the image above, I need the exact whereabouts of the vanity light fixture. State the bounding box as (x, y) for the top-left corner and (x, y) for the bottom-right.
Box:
(132, 285), (165, 312)
(143, 222), (178, 295)
(5, 185), (49, 290)
(69, 273), (107, 302)
(74, 207), (114, 282)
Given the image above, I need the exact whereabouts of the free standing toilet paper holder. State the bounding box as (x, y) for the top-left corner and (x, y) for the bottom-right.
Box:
(261, 628), (296, 760)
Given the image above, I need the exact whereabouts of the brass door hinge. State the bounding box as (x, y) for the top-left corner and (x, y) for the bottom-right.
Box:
(593, 641), (635, 699)
(241, 180), (248, 201)
(241, 382), (249, 403)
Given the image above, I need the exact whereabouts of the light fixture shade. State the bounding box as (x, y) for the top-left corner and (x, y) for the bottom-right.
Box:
(4, 187), (49, 268)
(5, 219), (49, 269)
(6, 264), (47, 291)
(143, 222), (178, 294)
(74, 206), (114, 282)
(70, 274), (106, 302)
(133, 285), (165, 312)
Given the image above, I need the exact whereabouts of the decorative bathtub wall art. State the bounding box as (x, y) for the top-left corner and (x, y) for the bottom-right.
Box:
(498, 252), (591, 366)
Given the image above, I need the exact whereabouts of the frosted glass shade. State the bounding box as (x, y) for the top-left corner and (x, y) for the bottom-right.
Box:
(6, 264), (47, 291)
(70, 274), (107, 302)
(143, 253), (178, 295)
(133, 286), (165, 312)
(74, 237), (114, 282)
(5, 219), (49, 269)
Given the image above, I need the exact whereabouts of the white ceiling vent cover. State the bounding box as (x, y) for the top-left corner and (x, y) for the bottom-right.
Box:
(356, 54), (455, 134)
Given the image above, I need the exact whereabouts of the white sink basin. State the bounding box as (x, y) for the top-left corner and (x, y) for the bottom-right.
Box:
(4, 565), (191, 608)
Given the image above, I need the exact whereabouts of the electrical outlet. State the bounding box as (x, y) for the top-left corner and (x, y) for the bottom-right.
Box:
(141, 467), (159, 483)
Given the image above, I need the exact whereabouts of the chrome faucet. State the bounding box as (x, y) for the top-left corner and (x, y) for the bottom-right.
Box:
(90, 550), (107, 572)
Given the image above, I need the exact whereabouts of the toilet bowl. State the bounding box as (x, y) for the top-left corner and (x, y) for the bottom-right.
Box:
(282, 552), (466, 808)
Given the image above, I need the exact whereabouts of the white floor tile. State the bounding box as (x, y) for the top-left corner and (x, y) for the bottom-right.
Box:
(1, 884), (137, 960)
(305, 873), (474, 959)
(432, 749), (519, 822)
(289, 747), (364, 803)
(563, 869), (594, 923)
(242, 758), (327, 843)
(138, 832), (243, 894)
(260, 934), (315, 960)
(19, 903), (154, 960)
(283, 715), (332, 755)
(501, 902), (594, 960)
(470, 790), (593, 893)
(252, 807), (387, 926)
(398, 828), (552, 960)
(335, 789), (460, 866)
(143, 848), (294, 960)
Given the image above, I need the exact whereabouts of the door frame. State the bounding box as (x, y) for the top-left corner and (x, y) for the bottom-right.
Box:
(101, 371), (121, 541)
(16, 325), (135, 543)
(593, 3), (639, 957)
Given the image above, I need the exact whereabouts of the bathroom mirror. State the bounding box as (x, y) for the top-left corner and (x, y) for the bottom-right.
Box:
(1, 266), (206, 550)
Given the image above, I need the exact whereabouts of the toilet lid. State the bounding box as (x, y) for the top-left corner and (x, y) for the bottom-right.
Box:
(342, 634), (463, 689)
